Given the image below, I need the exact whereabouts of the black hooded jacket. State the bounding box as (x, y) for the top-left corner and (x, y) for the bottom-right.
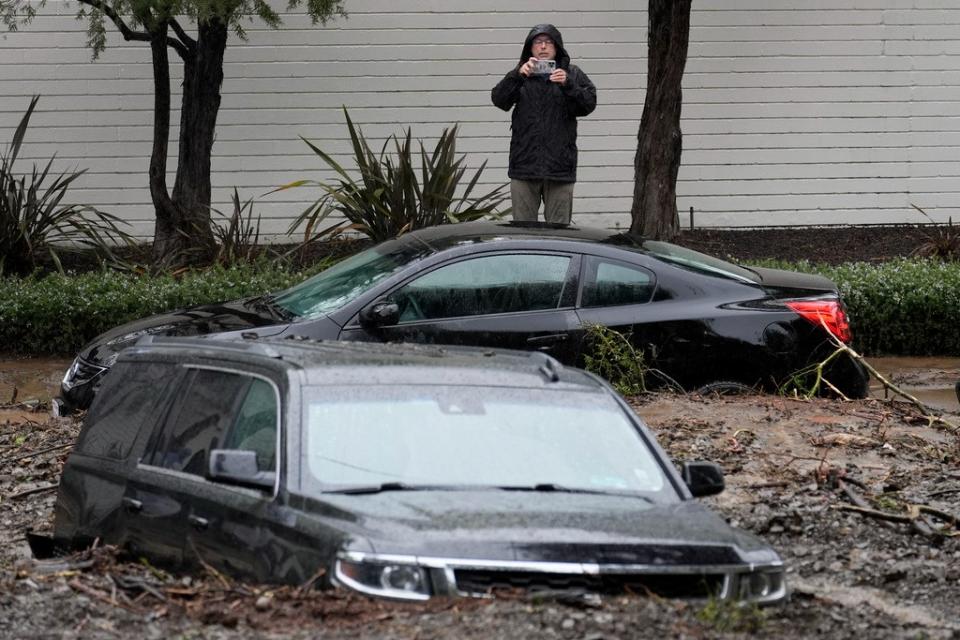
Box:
(491, 24), (597, 183)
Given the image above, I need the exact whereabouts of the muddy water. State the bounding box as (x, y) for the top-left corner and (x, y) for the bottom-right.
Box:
(866, 356), (960, 413)
(0, 356), (71, 405)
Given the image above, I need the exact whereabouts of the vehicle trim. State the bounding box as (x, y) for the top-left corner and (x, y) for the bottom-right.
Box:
(132, 463), (277, 500)
(335, 550), (786, 603)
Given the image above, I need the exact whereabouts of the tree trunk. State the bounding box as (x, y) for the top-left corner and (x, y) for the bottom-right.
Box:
(151, 19), (227, 264)
(630, 0), (692, 240)
(148, 22), (180, 260)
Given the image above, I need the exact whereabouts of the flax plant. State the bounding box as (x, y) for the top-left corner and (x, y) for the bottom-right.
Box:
(1, 96), (133, 275)
(276, 107), (509, 243)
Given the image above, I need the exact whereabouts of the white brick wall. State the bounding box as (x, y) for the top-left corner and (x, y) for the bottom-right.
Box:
(1, 1), (959, 238)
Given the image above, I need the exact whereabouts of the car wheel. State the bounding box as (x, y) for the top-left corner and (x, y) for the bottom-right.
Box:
(696, 381), (756, 396)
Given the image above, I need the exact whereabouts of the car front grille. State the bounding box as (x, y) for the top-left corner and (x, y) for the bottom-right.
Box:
(453, 569), (725, 598)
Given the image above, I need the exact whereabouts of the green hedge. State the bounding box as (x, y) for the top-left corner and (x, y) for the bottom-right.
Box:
(1, 257), (958, 357)
(0, 263), (309, 355)
(748, 258), (960, 356)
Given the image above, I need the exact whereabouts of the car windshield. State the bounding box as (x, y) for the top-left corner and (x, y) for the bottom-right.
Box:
(641, 241), (758, 283)
(272, 238), (434, 318)
(302, 386), (676, 500)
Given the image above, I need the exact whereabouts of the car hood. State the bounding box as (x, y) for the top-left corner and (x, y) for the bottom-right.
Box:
(308, 491), (778, 565)
(81, 297), (289, 364)
(747, 266), (838, 297)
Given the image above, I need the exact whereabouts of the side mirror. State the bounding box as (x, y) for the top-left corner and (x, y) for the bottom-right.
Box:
(682, 461), (725, 497)
(209, 449), (275, 490)
(359, 300), (400, 328)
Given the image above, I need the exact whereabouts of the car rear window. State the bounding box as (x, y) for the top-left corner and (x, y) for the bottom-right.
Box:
(76, 362), (177, 460)
(580, 256), (655, 307)
(641, 241), (758, 283)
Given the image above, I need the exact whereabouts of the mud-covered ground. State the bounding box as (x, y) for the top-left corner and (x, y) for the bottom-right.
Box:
(0, 362), (958, 639)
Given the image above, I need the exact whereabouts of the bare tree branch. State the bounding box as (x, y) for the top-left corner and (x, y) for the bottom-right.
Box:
(840, 504), (913, 524)
(169, 17), (196, 53)
(75, 0), (190, 59)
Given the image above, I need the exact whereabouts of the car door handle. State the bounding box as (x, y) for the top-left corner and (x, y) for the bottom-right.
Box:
(122, 497), (143, 513)
(526, 334), (569, 346)
(188, 515), (209, 531)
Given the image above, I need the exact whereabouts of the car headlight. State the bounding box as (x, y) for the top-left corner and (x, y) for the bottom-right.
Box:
(61, 356), (110, 390)
(61, 359), (80, 388)
(335, 557), (431, 601)
(737, 569), (786, 603)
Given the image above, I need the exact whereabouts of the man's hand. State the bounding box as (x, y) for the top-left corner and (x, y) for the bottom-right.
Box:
(519, 57), (539, 77)
(549, 69), (567, 85)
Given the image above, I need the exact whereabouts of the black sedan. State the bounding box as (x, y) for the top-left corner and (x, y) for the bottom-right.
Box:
(51, 337), (786, 603)
(57, 221), (868, 413)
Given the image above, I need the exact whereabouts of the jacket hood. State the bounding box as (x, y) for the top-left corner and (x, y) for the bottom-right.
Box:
(520, 24), (570, 69)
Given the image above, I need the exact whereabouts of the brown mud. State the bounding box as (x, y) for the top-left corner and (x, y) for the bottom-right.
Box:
(0, 360), (958, 638)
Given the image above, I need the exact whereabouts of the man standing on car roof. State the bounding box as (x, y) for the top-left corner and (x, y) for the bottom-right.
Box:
(492, 24), (597, 225)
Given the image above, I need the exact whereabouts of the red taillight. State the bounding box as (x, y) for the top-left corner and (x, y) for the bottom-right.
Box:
(786, 299), (853, 344)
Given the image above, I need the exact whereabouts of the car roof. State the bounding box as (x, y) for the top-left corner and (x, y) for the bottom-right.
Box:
(124, 336), (608, 391)
(392, 221), (762, 286)
(404, 220), (644, 252)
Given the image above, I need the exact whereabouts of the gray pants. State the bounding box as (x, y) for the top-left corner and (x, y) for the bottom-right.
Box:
(510, 179), (574, 224)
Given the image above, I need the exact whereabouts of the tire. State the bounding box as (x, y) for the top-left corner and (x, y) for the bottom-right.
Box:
(696, 381), (756, 396)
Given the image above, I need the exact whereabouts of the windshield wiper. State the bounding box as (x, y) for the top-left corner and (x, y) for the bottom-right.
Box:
(326, 482), (467, 495)
(245, 294), (294, 322)
(325, 482), (654, 499)
(497, 484), (653, 500)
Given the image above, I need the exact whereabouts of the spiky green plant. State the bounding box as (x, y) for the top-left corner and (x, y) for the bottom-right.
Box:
(0, 96), (133, 275)
(276, 107), (510, 243)
(212, 188), (263, 266)
(910, 204), (960, 261)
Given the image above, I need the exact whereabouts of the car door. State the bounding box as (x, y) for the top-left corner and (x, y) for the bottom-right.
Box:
(183, 375), (289, 582)
(120, 367), (250, 566)
(573, 254), (667, 367)
(339, 252), (584, 364)
(574, 254), (760, 388)
(53, 360), (178, 546)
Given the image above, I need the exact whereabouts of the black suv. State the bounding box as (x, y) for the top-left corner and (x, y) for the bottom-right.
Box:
(52, 336), (786, 603)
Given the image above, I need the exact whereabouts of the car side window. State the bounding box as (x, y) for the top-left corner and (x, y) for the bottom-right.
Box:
(151, 369), (249, 476)
(392, 254), (572, 321)
(222, 378), (279, 472)
(580, 256), (655, 308)
(75, 362), (177, 460)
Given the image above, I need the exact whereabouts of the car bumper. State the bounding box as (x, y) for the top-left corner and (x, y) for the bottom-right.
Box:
(333, 551), (788, 604)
